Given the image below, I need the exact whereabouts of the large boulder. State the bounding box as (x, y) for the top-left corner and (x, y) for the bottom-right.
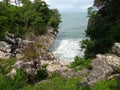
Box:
(7, 68), (17, 78)
(13, 60), (37, 75)
(0, 41), (11, 59)
(0, 33), (34, 59)
(46, 60), (88, 78)
(81, 54), (120, 86)
(25, 28), (58, 49)
(112, 43), (120, 56)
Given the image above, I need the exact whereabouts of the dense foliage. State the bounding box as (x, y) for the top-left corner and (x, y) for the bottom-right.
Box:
(21, 74), (82, 90)
(80, 78), (120, 90)
(0, 0), (61, 40)
(0, 69), (120, 90)
(0, 58), (49, 90)
(82, 0), (120, 58)
(0, 70), (28, 90)
(70, 56), (91, 70)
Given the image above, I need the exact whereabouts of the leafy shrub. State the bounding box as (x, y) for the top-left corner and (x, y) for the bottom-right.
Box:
(48, 9), (61, 29)
(0, 58), (17, 65)
(10, 69), (28, 89)
(22, 75), (82, 90)
(79, 78), (120, 90)
(34, 69), (48, 81)
(0, 0), (61, 40)
(92, 78), (120, 90)
(70, 56), (91, 70)
(0, 69), (28, 90)
(42, 64), (48, 69)
(82, 0), (120, 59)
(115, 65), (120, 73)
(0, 58), (17, 75)
(22, 43), (38, 60)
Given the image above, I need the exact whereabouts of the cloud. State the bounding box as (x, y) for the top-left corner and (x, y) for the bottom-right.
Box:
(0, 0), (94, 12)
(44, 0), (94, 12)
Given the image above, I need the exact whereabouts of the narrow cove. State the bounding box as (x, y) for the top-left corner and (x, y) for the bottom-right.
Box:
(51, 12), (89, 61)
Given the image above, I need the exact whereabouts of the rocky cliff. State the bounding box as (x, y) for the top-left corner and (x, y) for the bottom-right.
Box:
(25, 27), (58, 49)
(0, 28), (88, 79)
(0, 28), (58, 59)
(80, 43), (120, 86)
(1, 28), (120, 86)
(0, 28), (60, 76)
(0, 28), (79, 78)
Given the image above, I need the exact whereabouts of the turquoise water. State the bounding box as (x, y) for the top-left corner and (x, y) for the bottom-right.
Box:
(51, 12), (88, 61)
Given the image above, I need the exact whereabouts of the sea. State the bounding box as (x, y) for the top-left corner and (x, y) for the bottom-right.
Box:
(50, 12), (89, 61)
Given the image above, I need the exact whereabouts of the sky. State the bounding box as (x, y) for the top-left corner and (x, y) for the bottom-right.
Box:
(44, 0), (94, 13)
(0, 0), (94, 12)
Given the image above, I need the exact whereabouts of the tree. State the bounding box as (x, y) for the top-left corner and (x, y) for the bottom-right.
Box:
(0, 0), (61, 39)
(82, 0), (120, 59)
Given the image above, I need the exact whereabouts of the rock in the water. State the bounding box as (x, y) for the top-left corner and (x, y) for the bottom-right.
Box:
(81, 54), (120, 86)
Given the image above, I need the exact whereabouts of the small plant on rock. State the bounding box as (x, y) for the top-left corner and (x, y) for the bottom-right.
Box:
(70, 56), (92, 70)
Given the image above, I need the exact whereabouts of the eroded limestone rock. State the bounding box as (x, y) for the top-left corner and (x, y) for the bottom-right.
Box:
(112, 43), (120, 56)
(7, 68), (17, 78)
(14, 60), (37, 75)
(81, 54), (120, 86)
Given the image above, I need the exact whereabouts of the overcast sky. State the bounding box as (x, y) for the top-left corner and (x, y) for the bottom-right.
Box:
(0, 0), (94, 12)
(44, 0), (94, 12)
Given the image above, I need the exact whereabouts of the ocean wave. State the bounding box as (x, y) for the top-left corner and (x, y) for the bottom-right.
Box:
(52, 39), (84, 61)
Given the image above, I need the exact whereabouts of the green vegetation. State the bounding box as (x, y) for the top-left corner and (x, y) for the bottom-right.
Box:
(22, 74), (82, 90)
(0, 58), (17, 65)
(0, 0), (61, 90)
(81, 0), (120, 59)
(0, 69), (82, 90)
(0, 58), (17, 75)
(0, 69), (120, 90)
(92, 78), (120, 90)
(70, 56), (91, 70)
(34, 69), (48, 82)
(0, 69), (28, 90)
(78, 0), (120, 90)
(0, 0), (61, 40)
(80, 78), (120, 90)
(0, 0), (120, 89)
(0, 58), (29, 90)
(22, 43), (38, 60)
(0, 64), (49, 90)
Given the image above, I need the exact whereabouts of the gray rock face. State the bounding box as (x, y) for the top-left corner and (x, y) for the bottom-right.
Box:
(14, 60), (37, 75)
(55, 68), (89, 79)
(36, 28), (58, 49)
(0, 33), (34, 59)
(81, 54), (120, 86)
(112, 43), (120, 56)
(46, 60), (89, 78)
(7, 68), (17, 78)
(0, 41), (11, 52)
(0, 29), (59, 78)
(25, 28), (58, 49)
(0, 41), (12, 59)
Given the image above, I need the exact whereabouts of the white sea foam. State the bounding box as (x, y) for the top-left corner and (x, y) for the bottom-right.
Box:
(51, 13), (88, 61)
(52, 39), (84, 61)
